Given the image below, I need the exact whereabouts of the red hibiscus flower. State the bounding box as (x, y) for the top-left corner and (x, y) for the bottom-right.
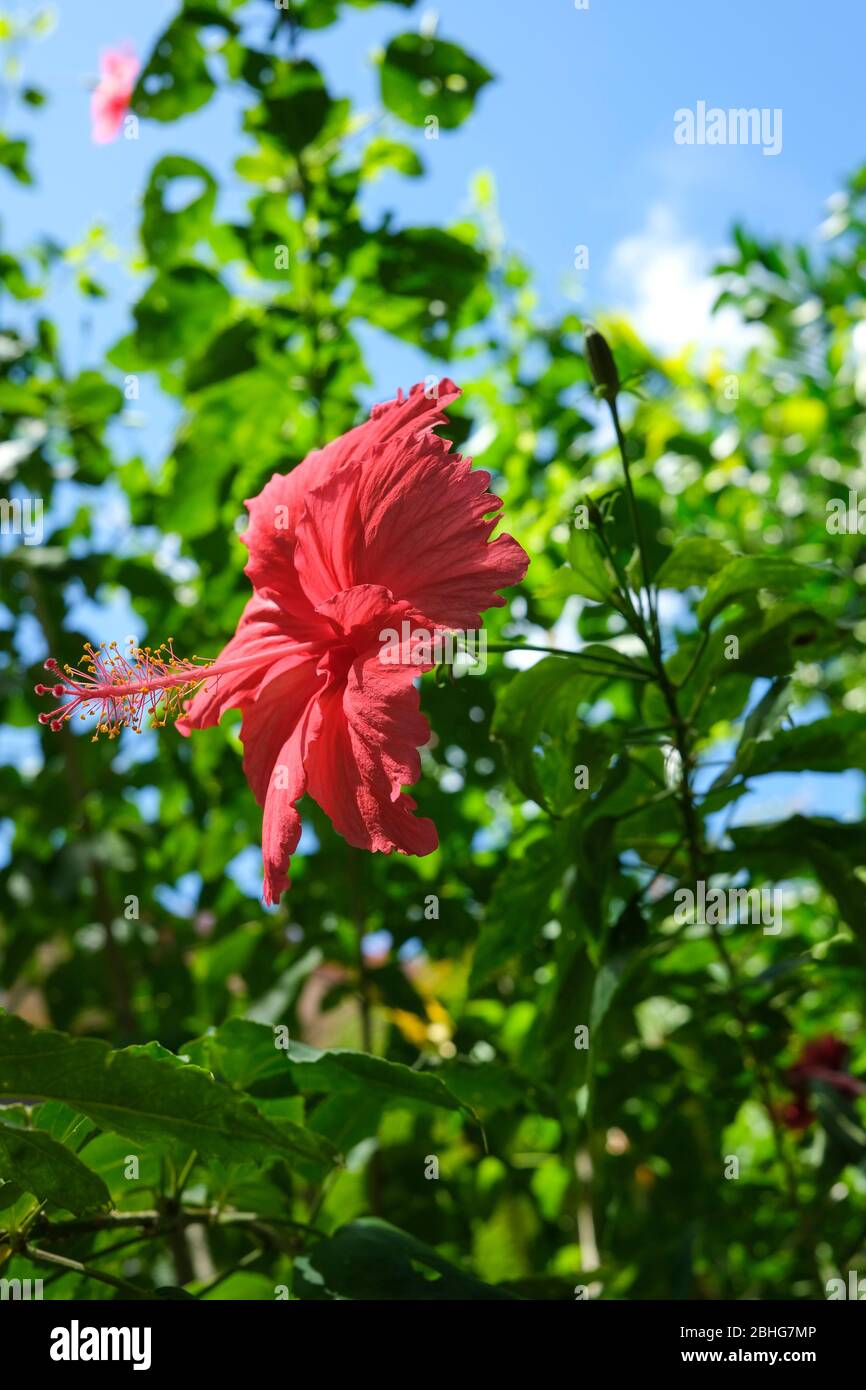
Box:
(37, 381), (529, 903)
(780, 1035), (866, 1130)
(91, 47), (139, 144)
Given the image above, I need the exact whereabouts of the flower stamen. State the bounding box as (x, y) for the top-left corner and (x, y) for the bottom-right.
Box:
(35, 639), (214, 741)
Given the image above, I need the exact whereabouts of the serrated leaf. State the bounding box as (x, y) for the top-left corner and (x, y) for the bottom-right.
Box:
(0, 1013), (334, 1170)
(187, 1020), (465, 1115)
(0, 1120), (111, 1215)
(283, 1039), (465, 1113)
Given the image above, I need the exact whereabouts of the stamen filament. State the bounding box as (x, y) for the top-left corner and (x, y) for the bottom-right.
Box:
(36, 639), (217, 741)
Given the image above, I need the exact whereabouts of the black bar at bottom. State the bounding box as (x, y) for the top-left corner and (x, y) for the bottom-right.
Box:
(5, 1296), (861, 1376)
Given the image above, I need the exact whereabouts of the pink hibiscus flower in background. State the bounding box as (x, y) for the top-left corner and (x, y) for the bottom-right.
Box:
(37, 382), (529, 903)
(91, 47), (139, 144)
(780, 1035), (866, 1130)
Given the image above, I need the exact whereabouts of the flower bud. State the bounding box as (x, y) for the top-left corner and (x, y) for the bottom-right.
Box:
(584, 327), (619, 403)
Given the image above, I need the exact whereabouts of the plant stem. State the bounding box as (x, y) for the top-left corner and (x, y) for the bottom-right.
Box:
(24, 1244), (149, 1298)
(348, 848), (373, 1053)
(607, 397), (808, 1240)
(610, 398), (661, 651)
(484, 642), (652, 680)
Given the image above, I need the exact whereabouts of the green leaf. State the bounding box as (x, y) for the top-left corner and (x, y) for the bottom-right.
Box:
(380, 35), (492, 130)
(709, 677), (790, 789)
(740, 677), (791, 745)
(295, 1219), (517, 1300)
(126, 266), (231, 366)
(698, 557), (820, 624)
(655, 536), (731, 590)
(133, 19), (216, 121)
(0, 1120), (111, 1215)
(244, 59), (332, 154)
(0, 1013), (334, 1169)
(362, 226), (486, 310)
(141, 156), (217, 265)
(188, 1020), (465, 1115)
(563, 527), (616, 602)
(62, 372), (124, 428)
(590, 900), (646, 1035)
(739, 713), (866, 778)
(283, 1039), (465, 1113)
(0, 134), (32, 185)
(350, 226), (490, 352)
(184, 318), (259, 392)
(281, 0), (414, 28)
(438, 1060), (546, 1114)
(727, 817), (866, 958)
(721, 605), (840, 678)
(472, 827), (571, 985)
(361, 137), (423, 182)
(492, 657), (612, 811)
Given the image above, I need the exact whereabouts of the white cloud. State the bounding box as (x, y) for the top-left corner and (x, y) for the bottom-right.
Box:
(606, 204), (764, 359)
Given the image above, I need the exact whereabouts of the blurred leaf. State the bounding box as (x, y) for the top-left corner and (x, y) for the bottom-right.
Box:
(133, 18), (216, 121)
(698, 557), (820, 624)
(0, 135), (32, 185)
(380, 34), (492, 130)
(141, 155), (217, 264)
(295, 1219), (517, 1300)
(656, 536), (731, 590)
(492, 658), (612, 811)
(563, 527), (616, 602)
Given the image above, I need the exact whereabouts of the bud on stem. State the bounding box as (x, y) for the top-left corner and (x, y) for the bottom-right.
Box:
(584, 327), (620, 404)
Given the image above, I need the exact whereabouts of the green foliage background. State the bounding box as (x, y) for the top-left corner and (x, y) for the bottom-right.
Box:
(2, 0), (866, 1300)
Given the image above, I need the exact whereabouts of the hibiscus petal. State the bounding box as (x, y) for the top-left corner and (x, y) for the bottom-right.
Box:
(239, 660), (324, 904)
(260, 696), (322, 905)
(294, 394), (529, 629)
(306, 646), (437, 858)
(177, 592), (325, 733)
(242, 380), (462, 612)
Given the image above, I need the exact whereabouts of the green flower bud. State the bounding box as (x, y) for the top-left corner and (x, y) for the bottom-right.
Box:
(584, 327), (620, 403)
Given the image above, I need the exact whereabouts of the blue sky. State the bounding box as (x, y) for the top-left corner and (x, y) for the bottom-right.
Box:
(4, 0), (866, 379)
(3, 0), (865, 885)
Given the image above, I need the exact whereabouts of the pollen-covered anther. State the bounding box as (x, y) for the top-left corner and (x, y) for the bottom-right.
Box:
(35, 638), (214, 741)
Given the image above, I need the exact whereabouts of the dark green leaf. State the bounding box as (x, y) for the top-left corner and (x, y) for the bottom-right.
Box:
(295, 1219), (517, 1300)
(0, 1014), (334, 1169)
(0, 1120), (111, 1215)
